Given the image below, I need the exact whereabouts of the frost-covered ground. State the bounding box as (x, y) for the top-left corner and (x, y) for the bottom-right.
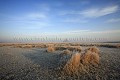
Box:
(0, 46), (120, 80)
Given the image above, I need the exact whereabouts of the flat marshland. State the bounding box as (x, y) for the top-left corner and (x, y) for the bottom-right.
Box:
(0, 43), (120, 80)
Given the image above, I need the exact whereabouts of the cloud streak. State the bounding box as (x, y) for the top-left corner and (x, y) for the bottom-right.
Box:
(27, 13), (47, 20)
(39, 30), (120, 35)
(63, 30), (90, 34)
(59, 5), (119, 18)
(81, 5), (119, 18)
(106, 18), (120, 23)
(63, 19), (88, 23)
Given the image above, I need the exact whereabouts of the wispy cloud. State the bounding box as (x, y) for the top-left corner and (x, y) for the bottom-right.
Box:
(59, 5), (119, 18)
(80, 5), (119, 18)
(90, 30), (120, 34)
(1, 12), (50, 29)
(26, 13), (47, 20)
(3, 12), (47, 21)
(63, 30), (90, 34)
(31, 30), (120, 41)
(106, 18), (120, 23)
(62, 30), (120, 34)
(36, 30), (90, 36)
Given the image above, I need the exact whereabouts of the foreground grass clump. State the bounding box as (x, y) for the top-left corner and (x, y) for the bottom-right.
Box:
(63, 53), (81, 75)
(61, 46), (100, 75)
(82, 46), (100, 65)
(87, 46), (100, 54)
(62, 49), (71, 55)
(81, 50), (100, 66)
(47, 46), (55, 52)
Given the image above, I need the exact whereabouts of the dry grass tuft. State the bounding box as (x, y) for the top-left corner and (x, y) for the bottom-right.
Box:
(116, 44), (120, 48)
(63, 53), (81, 75)
(47, 46), (55, 53)
(74, 46), (82, 52)
(33, 44), (47, 48)
(62, 46), (100, 75)
(87, 46), (99, 54)
(67, 46), (82, 52)
(14, 44), (33, 48)
(62, 49), (71, 55)
(0, 44), (4, 47)
(81, 50), (100, 66)
(47, 43), (54, 47)
(55, 46), (67, 51)
(22, 45), (33, 48)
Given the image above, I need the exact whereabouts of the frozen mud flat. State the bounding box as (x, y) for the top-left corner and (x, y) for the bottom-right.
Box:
(0, 46), (120, 80)
(0, 47), (52, 80)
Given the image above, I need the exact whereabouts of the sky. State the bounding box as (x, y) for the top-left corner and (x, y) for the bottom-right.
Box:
(0, 0), (120, 42)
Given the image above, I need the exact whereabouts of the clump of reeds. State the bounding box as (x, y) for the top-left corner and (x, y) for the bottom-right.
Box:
(116, 44), (120, 48)
(62, 46), (100, 75)
(55, 46), (67, 51)
(86, 46), (99, 54)
(67, 46), (82, 52)
(81, 48), (100, 66)
(0, 44), (4, 47)
(47, 46), (55, 53)
(63, 53), (81, 75)
(22, 45), (33, 48)
(14, 45), (23, 48)
(74, 46), (82, 52)
(62, 49), (71, 55)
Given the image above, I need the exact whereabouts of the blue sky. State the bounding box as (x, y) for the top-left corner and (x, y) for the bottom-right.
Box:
(0, 0), (120, 42)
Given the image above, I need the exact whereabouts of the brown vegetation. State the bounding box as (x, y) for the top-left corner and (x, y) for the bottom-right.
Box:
(81, 50), (100, 66)
(55, 46), (67, 50)
(35, 44), (47, 48)
(13, 44), (33, 48)
(1, 45), (120, 80)
(87, 46), (100, 54)
(62, 46), (100, 75)
(63, 53), (81, 75)
(62, 49), (71, 55)
(47, 46), (55, 53)
(67, 46), (82, 52)
(22, 45), (33, 48)
(116, 44), (120, 48)
(1, 43), (120, 49)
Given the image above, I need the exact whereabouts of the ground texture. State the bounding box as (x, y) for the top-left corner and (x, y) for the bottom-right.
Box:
(0, 46), (120, 80)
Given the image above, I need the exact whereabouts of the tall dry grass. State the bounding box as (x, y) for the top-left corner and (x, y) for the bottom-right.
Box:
(47, 46), (55, 53)
(55, 46), (67, 51)
(87, 46), (100, 54)
(62, 49), (71, 55)
(63, 53), (81, 75)
(81, 50), (100, 66)
(67, 46), (82, 52)
(61, 46), (100, 75)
